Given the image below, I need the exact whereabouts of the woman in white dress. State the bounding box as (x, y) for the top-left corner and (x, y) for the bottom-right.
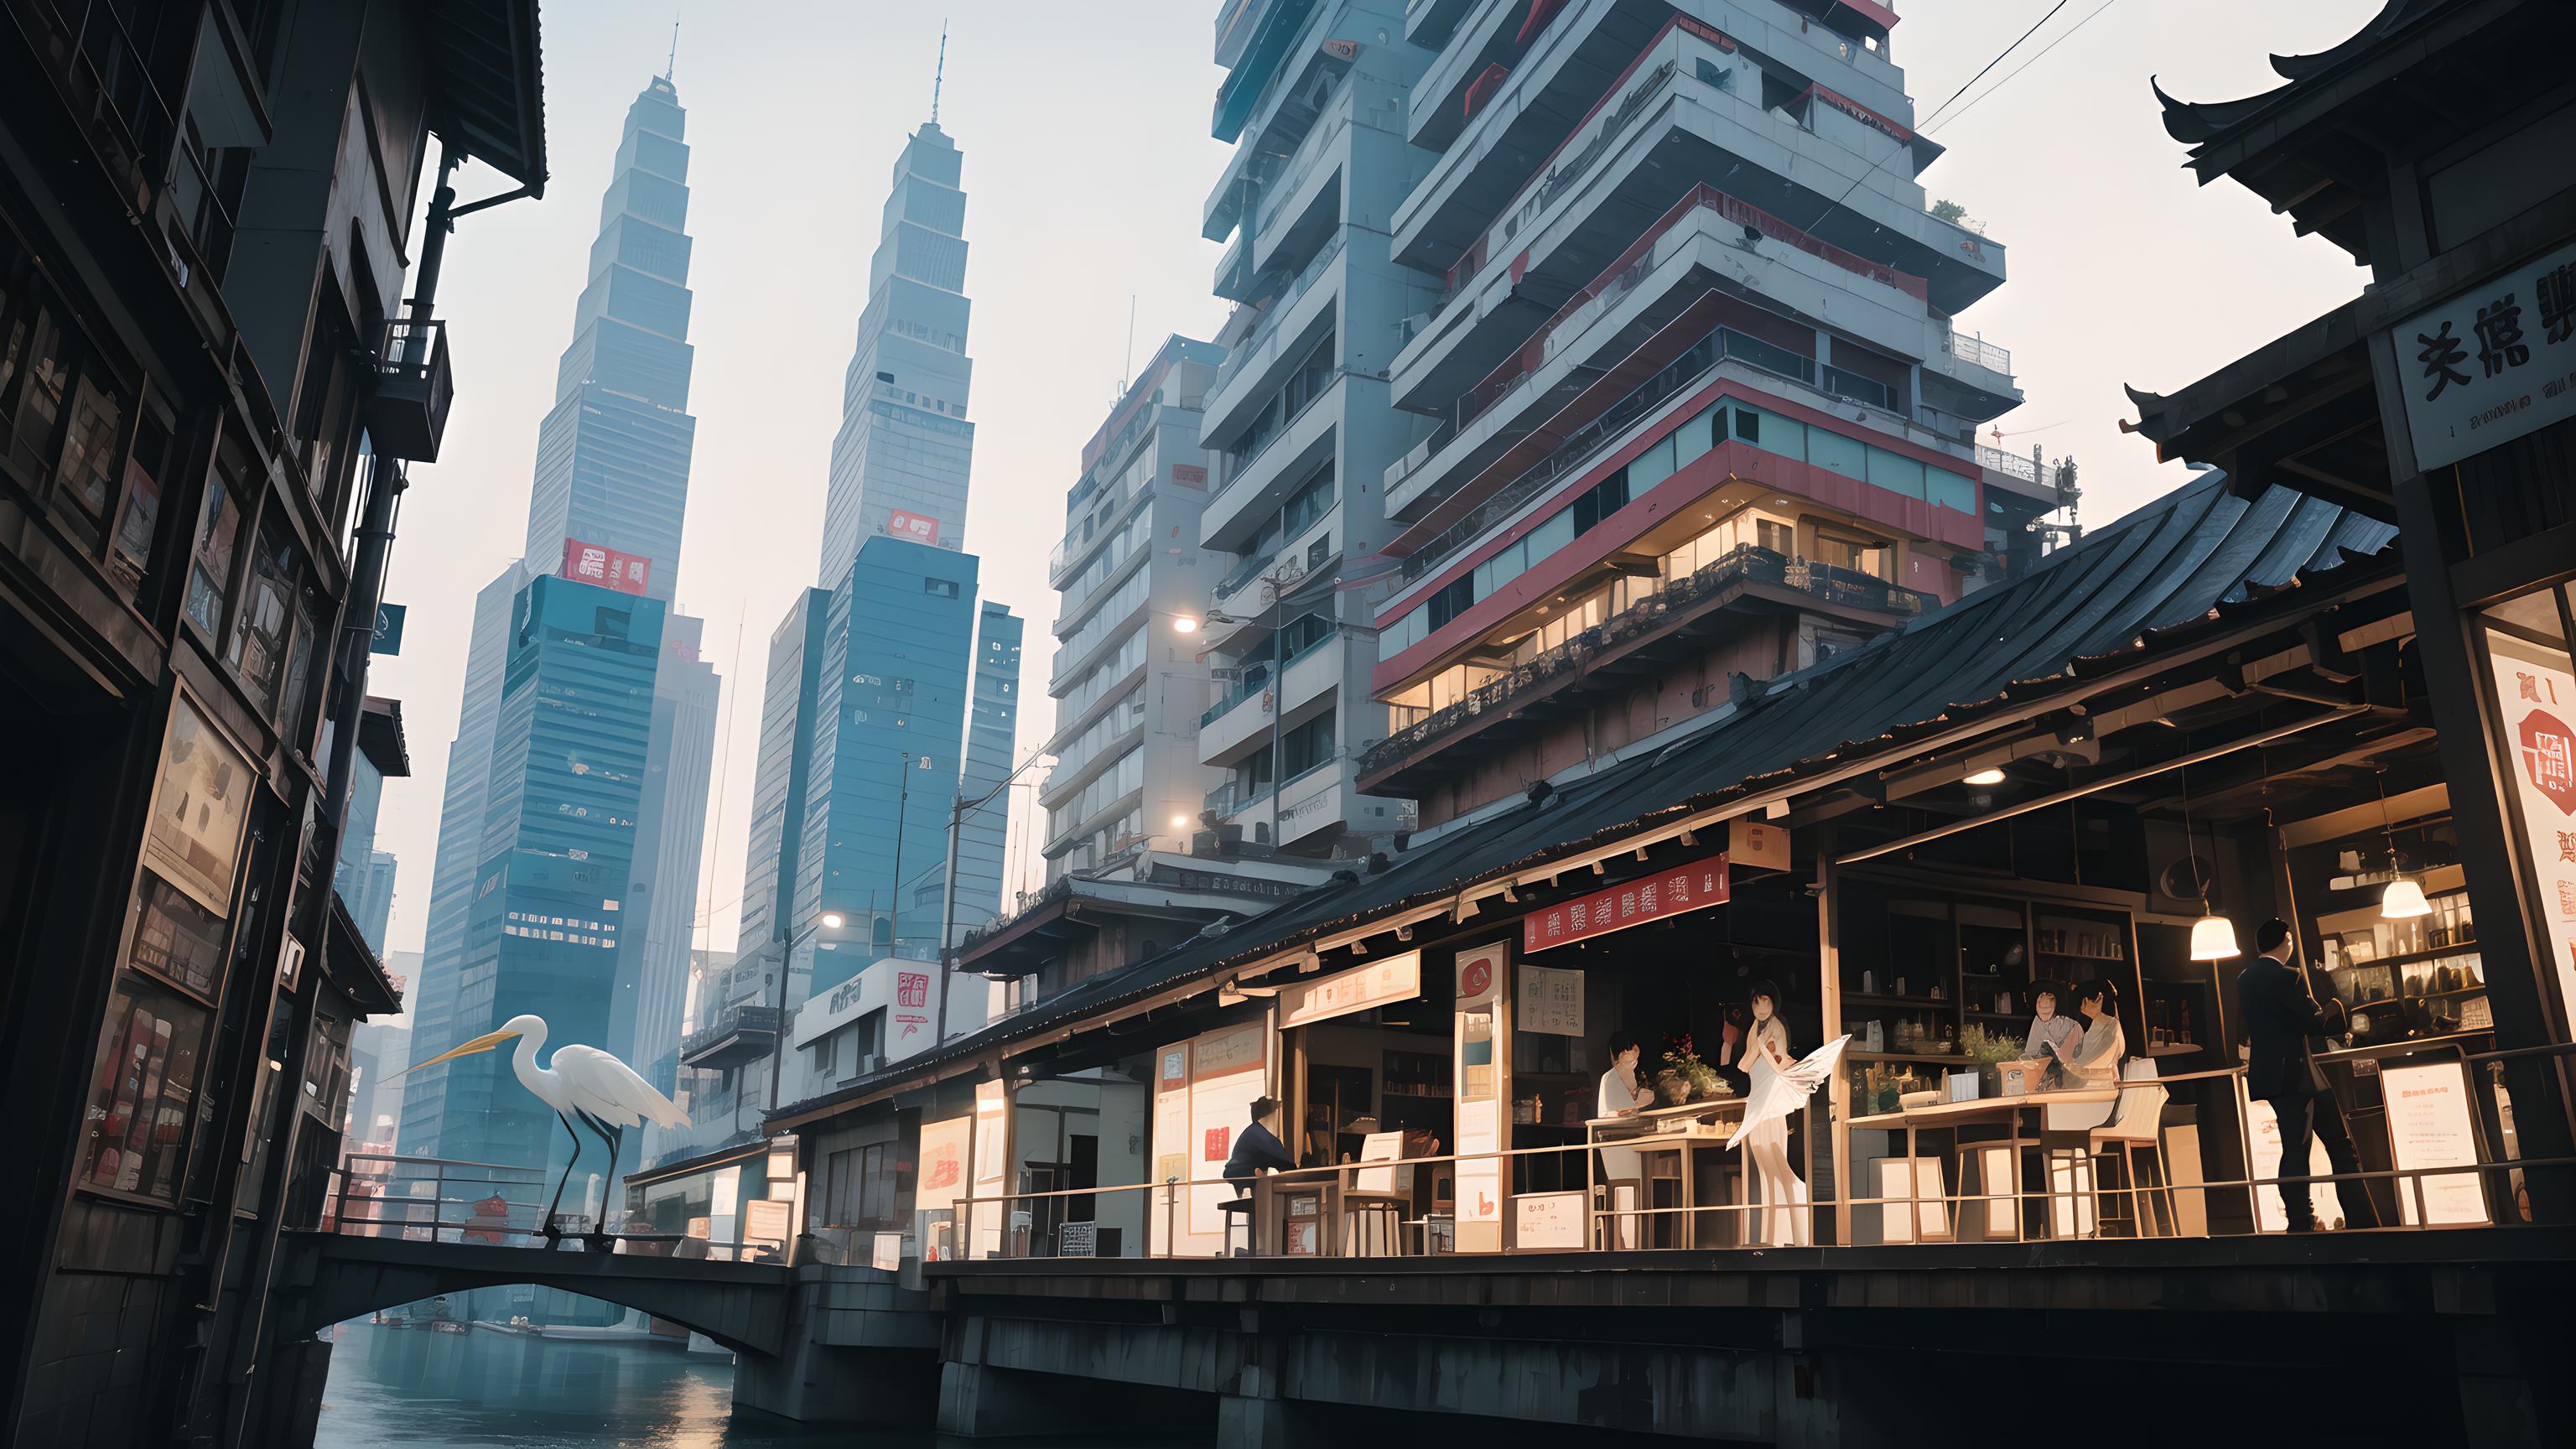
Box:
(1595, 1030), (1654, 1248)
(1728, 982), (1810, 1246)
(2058, 979), (2127, 1088)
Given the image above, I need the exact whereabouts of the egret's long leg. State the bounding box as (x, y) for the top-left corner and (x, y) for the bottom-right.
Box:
(546, 1110), (584, 1237)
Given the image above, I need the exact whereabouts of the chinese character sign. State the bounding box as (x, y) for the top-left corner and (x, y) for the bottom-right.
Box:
(887, 508), (941, 544)
(559, 537), (651, 596)
(2485, 627), (2576, 1038)
(1523, 856), (1730, 953)
(2394, 236), (2576, 470)
(896, 971), (930, 1009)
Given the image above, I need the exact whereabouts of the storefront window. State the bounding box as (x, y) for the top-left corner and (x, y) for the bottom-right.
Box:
(228, 513), (316, 720)
(184, 455), (244, 636)
(77, 972), (212, 1201)
(2478, 582), (2576, 1036)
(129, 870), (227, 998)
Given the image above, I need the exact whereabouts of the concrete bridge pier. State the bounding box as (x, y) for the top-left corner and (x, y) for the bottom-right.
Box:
(729, 1265), (940, 1426)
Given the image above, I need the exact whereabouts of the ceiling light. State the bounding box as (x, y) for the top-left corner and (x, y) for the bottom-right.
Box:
(1963, 766), (2007, 787)
(2189, 912), (2240, 962)
(2381, 877), (2432, 919)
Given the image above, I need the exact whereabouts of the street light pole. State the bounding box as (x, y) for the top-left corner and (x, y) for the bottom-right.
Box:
(934, 747), (1054, 1046)
(887, 750), (915, 958)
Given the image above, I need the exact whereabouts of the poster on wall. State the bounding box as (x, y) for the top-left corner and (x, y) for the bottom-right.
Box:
(970, 1078), (1010, 1257)
(1187, 1023), (1267, 1235)
(915, 1114), (972, 1259)
(141, 694), (252, 918)
(2484, 628), (2576, 1029)
(2382, 1061), (2490, 1226)
(1518, 963), (1584, 1036)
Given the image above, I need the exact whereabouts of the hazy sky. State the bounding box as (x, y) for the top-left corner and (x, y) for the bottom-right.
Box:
(367, 0), (2384, 960)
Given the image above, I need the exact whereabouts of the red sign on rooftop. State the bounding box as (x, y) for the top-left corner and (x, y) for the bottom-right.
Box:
(1522, 856), (1729, 953)
(561, 538), (650, 596)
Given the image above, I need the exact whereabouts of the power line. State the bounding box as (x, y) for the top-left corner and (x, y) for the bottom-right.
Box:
(1934, 0), (2125, 132)
(1916, 0), (2068, 133)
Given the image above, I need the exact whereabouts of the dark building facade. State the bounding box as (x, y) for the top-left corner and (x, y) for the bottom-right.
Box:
(0, 2), (543, 1443)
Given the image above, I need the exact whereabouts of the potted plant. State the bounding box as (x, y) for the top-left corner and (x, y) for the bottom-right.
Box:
(1959, 1023), (2023, 1093)
(1661, 1035), (1726, 1102)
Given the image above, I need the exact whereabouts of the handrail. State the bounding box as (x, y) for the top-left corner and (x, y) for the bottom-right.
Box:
(1364, 544), (1928, 779)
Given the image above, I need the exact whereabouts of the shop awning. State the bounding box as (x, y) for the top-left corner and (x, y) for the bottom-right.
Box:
(418, 0), (549, 192)
(321, 893), (402, 1016)
(771, 475), (2395, 1129)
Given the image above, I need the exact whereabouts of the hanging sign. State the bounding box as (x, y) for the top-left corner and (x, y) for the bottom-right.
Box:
(1517, 962), (1585, 1036)
(2392, 235), (2576, 471)
(2483, 627), (2576, 1026)
(1730, 817), (1791, 872)
(1522, 856), (1729, 953)
(1279, 951), (1420, 1028)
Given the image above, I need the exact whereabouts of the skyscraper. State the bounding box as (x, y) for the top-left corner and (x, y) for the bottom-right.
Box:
(817, 119), (977, 578)
(405, 74), (716, 1197)
(952, 599), (1023, 949)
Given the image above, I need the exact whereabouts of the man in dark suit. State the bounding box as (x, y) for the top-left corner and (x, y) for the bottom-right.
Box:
(1222, 1096), (1296, 1183)
(2240, 918), (2375, 1231)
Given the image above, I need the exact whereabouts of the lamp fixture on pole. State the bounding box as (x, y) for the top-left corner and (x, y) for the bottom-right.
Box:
(2376, 769), (2431, 919)
(2179, 760), (2238, 961)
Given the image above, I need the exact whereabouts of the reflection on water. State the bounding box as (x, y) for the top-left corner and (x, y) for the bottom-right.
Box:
(315, 1318), (842, 1447)
(315, 1317), (1209, 1448)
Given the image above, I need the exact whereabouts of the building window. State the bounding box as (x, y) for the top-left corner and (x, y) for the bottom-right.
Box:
(925, 578), (958, 598)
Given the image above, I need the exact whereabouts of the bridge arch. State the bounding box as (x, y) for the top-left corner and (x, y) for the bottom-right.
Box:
(276, 1233), (795, 1358)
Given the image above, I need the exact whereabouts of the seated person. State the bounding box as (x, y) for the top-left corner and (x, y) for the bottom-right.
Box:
(1221, 1095), (1296, 1186)
(2052, 979), (2127, 1088)
(2020, 982), (2081, 1085)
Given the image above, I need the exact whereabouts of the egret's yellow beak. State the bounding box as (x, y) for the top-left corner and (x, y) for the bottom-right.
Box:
(404, 1026), (522, 1074)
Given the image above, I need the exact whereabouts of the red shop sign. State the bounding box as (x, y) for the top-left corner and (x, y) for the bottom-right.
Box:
(1522, 855), (1729, 953)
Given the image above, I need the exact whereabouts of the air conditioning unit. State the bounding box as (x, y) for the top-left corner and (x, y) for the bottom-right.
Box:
(857, 1053), (883, 1076)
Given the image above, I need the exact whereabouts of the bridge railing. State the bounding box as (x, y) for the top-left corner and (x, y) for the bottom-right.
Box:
(320, 1152), (799, 1260)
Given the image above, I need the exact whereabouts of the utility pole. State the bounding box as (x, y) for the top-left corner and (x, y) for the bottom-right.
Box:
(888, 750), (915, 958)
(933, 747), (1052, 1046)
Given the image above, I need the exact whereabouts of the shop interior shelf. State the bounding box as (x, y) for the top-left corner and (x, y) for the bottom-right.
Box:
(1838, 993), (1954, 1010)
(2339, 942), (2481, 974)
(2035, 950), (2127, 964)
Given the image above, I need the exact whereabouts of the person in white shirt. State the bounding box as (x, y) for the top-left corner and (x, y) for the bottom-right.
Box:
(2020, 984), (2082, 1086)
(1595, 1031), (1654, 1248)
(2057, 979), (2127, 1088)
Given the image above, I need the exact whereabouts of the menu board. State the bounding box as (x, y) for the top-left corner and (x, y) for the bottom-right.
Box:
(742, 1197), (792, 1249)
(1518, 963), (1585, 1036)
(1150, 1043), (1191, 1254)
(2485, 628), (2576, 1028)
(1280, 951), (1422, 1028)
(2382, 1061), (2490, 1226)
(1513, 1190), (1587, 1250)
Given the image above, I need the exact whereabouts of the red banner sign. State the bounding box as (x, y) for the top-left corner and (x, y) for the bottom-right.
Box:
(1522, 855), (1729, 953)
(561, 538), (650, 595)
(888, 509), (940, 544)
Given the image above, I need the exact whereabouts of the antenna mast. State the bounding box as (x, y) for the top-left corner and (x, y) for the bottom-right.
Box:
(931, 23), (948, 123)
(665, 16), (679, 81)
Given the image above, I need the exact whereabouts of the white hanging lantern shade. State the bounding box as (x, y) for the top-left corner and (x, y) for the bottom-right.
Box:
(2381, 876), (2433, 919)
(2189, 912), (2240, 962)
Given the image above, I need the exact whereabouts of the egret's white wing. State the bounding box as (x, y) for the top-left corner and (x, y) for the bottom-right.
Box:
(1727, 1034), (1852, 1150)
(552, 1043), (692, 1129)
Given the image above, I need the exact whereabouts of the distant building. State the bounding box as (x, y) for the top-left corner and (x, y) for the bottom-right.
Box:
(818, 120), (978, 574)
(406, 74), (718, 1197)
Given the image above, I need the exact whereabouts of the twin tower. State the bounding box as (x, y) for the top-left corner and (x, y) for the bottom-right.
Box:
(402, 76), (1020, 1197)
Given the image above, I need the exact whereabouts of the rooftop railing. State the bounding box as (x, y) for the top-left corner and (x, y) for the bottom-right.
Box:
(1941, 329), (2012, 376)
(1977, 444), (2040, 483)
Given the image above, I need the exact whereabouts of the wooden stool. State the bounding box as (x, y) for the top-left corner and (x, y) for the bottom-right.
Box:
(1639, 1148), (1687, 1249)
(1340, 1192), (1406, 1256)
(1218, 1192), (1255, 1256)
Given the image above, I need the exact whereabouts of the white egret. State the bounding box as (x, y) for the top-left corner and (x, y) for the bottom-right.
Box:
(408, 1013), (689, 1243)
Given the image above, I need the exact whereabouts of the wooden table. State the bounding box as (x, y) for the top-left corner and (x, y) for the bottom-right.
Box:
(1587, 1097), (1748, 1249)
(1846, 1087), (2120, 1242)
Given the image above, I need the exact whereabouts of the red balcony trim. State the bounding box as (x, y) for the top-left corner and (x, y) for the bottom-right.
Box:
(1381, 370), (1982, 621)
(1371, 434), (1976, 697)
(1803, 82), (1914, 143)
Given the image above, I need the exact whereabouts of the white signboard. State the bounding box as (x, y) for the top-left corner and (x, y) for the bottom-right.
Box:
(1150, 1044), (1191, 1254)
(1513, 1190), (1587, 1250)
(2394, 235), (2576, 470)
(1456, 1098), (1504, 1228)
(1517, 963), (1585, 1037)
(2382, 1061), (2490, 1227)
(2243, 1088), (2338, 1233)
(871, 1231), (902, 1271)
(742, 1197), (792, 1248)
(914, 1114), (972, 1258)
(2483, 628), (2576, 1029)
(1354, 1130), (1407, 1193)
(970, 1079), (1009, 1258)
(1280, 951), (1422, 1029)
(1187, 1024), (1268, 1235)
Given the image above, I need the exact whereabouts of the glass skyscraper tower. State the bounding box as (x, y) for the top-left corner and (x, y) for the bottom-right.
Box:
(818, 120), (977, 576)
(405, 75), (717, 1200)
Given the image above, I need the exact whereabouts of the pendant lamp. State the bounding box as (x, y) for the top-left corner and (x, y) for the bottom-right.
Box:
(2179, 760), (2238, 960)
(2374, 770), (2431, 919)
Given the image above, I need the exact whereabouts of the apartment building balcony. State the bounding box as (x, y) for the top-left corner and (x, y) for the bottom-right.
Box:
(1202, 379), (1343, 553)
(1920, 325), (2018, 423)
(1210, 501), (1343, 627)
(1389, 202), (1951, 530)
(1358, 543), (1931, 796)
(1039, 717), (1145, 813)
(680, 1004), (782, 1070)
(1275, 754), (1415, 848)
(1406, 58), (2002, 417)
(1213, 0), (1337, 145)
(1405, 0), (1478, 47)
(366, 318), (456, 462)
(1201, 234), (1346, 444)
(1198, 670), (1277, 766)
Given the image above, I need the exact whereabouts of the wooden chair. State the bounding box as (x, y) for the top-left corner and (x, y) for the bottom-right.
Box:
(1218, 1189), (1256, 1256)
(1593, 1179), (1644, 1251)
(2088, 1061), (2175, 1237)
